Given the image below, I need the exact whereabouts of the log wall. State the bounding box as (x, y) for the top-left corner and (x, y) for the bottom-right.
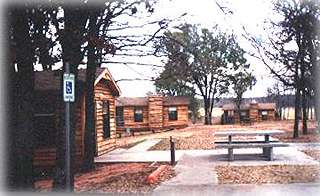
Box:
(257, 109), (275, 121)
(94, 82), (117, 156)
(116, 106), (149, 132)
(249, 103), (259, 123)
(163, 105), (189, 128)
(148, 96), (164, 130)
(223, 105), (276, 124)
(33, 94), (85, 167)
(34, 79), (118, 167)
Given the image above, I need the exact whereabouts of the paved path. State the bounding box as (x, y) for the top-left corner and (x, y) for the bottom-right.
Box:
(94, 140), (320, 195)
(95, 144), (319, 165)
(153, 183), (320, 196)
(156, 154), (218, 187)
(126, 138), (161, 152)
(95, 150), (185, 163)
(288, 142), (320, 150)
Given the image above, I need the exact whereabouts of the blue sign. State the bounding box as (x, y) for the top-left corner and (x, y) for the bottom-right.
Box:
(66, 81), (72, 94)
(63, 73), (75, 102)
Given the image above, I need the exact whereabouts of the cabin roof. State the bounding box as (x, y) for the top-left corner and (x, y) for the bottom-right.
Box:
(222, 103), (276, 110)
(115, 96), (190, 107)
(163, 96), (190, 106)
(34, 67), (121, 96)
(116, 97), (148, 107)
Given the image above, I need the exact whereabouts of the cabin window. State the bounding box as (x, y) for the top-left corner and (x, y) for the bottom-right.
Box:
(116, 106), (124, 126)
(240, 111), (247, 116)
(227, 110), (234, 116)
(239, 110), (249, 121)
(34, 113), (56, 147)
(261, 110), (268, 120)
(102, 100), (110, 138)
(168, 107), (178, 121)
(134, 107), (143, 122)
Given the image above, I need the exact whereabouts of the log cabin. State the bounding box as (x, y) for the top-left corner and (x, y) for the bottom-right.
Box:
(33, 68), (120, 169)
(115, 96), (189, 135)
(222, 101), (276, 124)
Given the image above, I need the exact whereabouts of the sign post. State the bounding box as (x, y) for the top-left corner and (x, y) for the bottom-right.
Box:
(63, 63), (75, 192)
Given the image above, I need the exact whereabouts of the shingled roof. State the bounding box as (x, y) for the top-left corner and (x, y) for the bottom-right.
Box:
(34, 67), (120, 95)
(115, 96), (190, 107)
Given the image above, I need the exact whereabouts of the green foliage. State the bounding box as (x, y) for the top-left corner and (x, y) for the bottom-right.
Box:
(155, 24), (252, 124)
(228, 71), (256, 111)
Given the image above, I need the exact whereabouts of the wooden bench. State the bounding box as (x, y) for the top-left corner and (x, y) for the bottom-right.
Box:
(215, 142), (289, 161)
(214, 130), (289, 161)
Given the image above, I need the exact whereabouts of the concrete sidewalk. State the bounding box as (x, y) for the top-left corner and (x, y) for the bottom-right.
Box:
(126, 139), (162, 152)
(152, 183), (320, 196)
(94, 140), (320, 195)
(95, 145), (319, 165)
(95, 150), (185, 163)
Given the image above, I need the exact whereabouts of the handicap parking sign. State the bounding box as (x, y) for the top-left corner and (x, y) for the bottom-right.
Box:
(63, 73), (75, 102)
(66, 81), (72, 94)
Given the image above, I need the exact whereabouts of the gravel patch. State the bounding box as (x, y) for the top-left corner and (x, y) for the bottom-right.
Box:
(216, 165), (320, 184)
(302, 150), (320, 161)
(116, 139), (146, 149)
(35, 163), (176, 193)
(148, 136), (215, 151)
(119, 121), (319, 151)
(273, 130), (320, 143)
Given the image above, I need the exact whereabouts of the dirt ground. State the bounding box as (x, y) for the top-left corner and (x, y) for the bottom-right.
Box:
(140, 120), (319, 151)
(216, 165), (320, 184)
(35, 163), (175, 193)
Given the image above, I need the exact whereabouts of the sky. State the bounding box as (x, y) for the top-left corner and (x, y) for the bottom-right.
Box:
(104, 0), (280, 98)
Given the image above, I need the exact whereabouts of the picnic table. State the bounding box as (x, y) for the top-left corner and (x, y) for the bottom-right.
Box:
(214, 130), (289, 161)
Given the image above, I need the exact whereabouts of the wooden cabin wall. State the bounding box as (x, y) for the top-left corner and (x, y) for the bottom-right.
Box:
(257, 109), (275, 121)
(233, 111), (240, 123)
(163, 105), (189, 128)
(33, 93), (85, 168)
(267, 110), (275, 120)
(94, 82), (117, 156)
(148, 96), (164, 130)
(249, 104), (259, 123)
(223, 108), (276, 124)
(116, 106), (149, 132)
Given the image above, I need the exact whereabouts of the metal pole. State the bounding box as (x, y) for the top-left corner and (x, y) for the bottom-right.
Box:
(65, 62), (71, 192)
(170, 136), (175, 165)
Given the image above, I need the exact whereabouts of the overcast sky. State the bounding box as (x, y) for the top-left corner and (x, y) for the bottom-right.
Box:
(104, 0), (278, 98)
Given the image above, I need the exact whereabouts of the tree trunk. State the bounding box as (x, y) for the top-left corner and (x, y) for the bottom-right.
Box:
(7, 7), (35, 191)
(302, 89), (308, 134)
(82, 10), (99, 171)
(204, 98), (212, 125)
(237, 107), (241, 124)
(293, 88), (301, 138)
(315, 86), (320, 133)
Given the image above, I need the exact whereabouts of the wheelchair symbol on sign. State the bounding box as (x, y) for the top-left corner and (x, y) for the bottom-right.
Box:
(66, 81), (72, 94)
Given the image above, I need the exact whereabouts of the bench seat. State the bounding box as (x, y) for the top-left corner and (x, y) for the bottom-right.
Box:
(215, 142), (288, 149)
(215, 142), (289, 161)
